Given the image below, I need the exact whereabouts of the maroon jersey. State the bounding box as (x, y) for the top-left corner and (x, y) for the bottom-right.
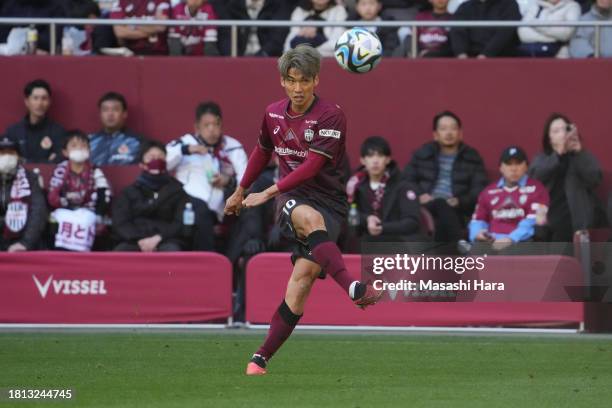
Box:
(471, 176), (549, 237)
(415, 11), (450, 54)
(169, 2), (218, 56)
(259, 96), (348, 216)
(110, 0), (171, 55)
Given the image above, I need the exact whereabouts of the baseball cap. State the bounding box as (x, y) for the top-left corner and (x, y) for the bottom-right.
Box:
(0, 136), (18, 153)
(500, 146), (527, 164)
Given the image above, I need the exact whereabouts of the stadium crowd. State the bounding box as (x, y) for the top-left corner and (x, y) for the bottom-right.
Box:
(1, 78), (609, 256)
(0, 0), (610, 58)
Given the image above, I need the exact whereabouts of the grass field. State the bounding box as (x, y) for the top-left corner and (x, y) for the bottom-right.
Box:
(1, 331), (611, 408)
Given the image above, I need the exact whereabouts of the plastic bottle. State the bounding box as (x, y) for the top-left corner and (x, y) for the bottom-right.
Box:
(183, 202), (195, 226)
(348, 203), (359, 227)
(26, 25), (38, 55)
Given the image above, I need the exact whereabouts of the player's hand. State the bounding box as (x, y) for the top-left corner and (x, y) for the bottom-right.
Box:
(224, 188), (245, 216)
(492, 237), (513, 251)
(367, 215), (383, 236)
(447, 197), (459, 207)
(475, 230), (493, 242)
(242, 191), (272, 209)
(419, 194), (433, 205)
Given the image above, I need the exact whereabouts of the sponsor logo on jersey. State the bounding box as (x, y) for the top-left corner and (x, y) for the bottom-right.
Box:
(319, 129), (341, 139)
(487, 188), (502, 195)
(492, 208), (525, 220)
(274, 146), (307, 157)
(32, 275), (108, 299)
(305, 120), (318, 125)
(304, 129), (314, 142)
(269, 112), (284, 119)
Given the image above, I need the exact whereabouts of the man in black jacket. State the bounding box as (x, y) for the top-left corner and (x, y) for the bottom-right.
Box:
(5, 79), (66, 164)
(403, 111), (488, 242)
(112, 141), (189, 251)
(0, 137), (47, 251)
(347, 136), (421, 242)
(215, 0), (293, 56)
(450, 0), (521, 58)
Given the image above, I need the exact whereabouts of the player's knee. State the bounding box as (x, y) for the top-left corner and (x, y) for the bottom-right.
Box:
(298, 210), (325, 235)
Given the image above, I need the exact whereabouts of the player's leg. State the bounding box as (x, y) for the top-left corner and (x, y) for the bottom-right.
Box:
(246, 258), (321, 375)
(291, 204), (382, 306)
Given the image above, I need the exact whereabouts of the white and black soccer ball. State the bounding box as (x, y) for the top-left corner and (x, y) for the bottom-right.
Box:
(334, 27), (383, 74)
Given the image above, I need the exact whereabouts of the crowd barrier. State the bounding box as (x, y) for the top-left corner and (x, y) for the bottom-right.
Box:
(0, 252), (232, 323)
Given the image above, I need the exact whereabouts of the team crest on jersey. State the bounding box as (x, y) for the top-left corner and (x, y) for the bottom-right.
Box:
(519, 194), (527, 205)
(118, 144), (130, 154)
(304, 129), (314, 142)
(40, 136), (53, 150)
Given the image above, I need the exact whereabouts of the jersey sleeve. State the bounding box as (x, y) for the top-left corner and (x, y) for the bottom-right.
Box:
(310, 109), (346, 160)
(257, 115), (274, 151)
(526, 182), (550, 219)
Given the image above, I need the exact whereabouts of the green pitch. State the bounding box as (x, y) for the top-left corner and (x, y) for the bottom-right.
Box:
(1, 331), (611, 408)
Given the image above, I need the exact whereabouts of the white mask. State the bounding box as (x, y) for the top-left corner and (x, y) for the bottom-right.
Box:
(68, 149), (90, 163)
(0, 154), (18, 174)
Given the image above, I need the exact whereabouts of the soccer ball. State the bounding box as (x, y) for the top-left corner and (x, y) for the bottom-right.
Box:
(334, 27), (383, 74)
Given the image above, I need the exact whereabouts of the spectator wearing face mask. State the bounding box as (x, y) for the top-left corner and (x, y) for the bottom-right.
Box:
(112, 141), (190, 252)
(0, 136), (47, 252)
(47, 130), (111, 251)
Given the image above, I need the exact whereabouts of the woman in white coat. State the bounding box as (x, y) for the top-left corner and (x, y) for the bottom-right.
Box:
(284, 0), (348, 57)
(518, 0), (581, 57)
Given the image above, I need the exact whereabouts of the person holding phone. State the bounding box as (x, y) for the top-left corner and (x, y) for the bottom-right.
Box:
(529, 113), (606, 241)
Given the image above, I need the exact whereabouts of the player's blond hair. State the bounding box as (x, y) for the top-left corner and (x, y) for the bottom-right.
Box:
(278, 44), (321, 80)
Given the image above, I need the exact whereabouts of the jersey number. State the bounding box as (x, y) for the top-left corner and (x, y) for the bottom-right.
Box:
(282, 199), (297, 216)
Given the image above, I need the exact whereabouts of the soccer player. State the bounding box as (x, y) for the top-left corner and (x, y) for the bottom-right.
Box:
(224, 44), (383, 376)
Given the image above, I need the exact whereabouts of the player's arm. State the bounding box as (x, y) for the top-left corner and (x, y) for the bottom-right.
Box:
(242, 153), (328, 209)
(224, 116), (273, 215)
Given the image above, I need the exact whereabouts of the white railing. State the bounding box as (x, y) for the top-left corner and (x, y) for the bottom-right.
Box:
(1, 17), (611, 58)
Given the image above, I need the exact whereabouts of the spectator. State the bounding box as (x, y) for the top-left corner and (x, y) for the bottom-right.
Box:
(351, 0), (399, 57)
(216, 0), (292, 57)
(414, 0), (453, 57)
(48, 130), (111, 251)
(168, 0), (220, 56)
(284, 0), (348, 57)
(450, 0), (522, 58)
(469, 146), (549, 250)
(112, 141), (189, 252)
(403, 111), (488, 242)
(5, 79), (65, 164)
(61, 0), (114, 56)
(0, 136), (47, 252)
(166, 102), (247, 251)
(346, 136), (421, 242)
(529, 113), (605, 241)
(381, 0), (422, 20)
(569, 0), (612, 58)
(518, 0), (581, 58)
(89, 92), (144, 166)
(110, 0), (171, 55)
(0, 0), (66, 54)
